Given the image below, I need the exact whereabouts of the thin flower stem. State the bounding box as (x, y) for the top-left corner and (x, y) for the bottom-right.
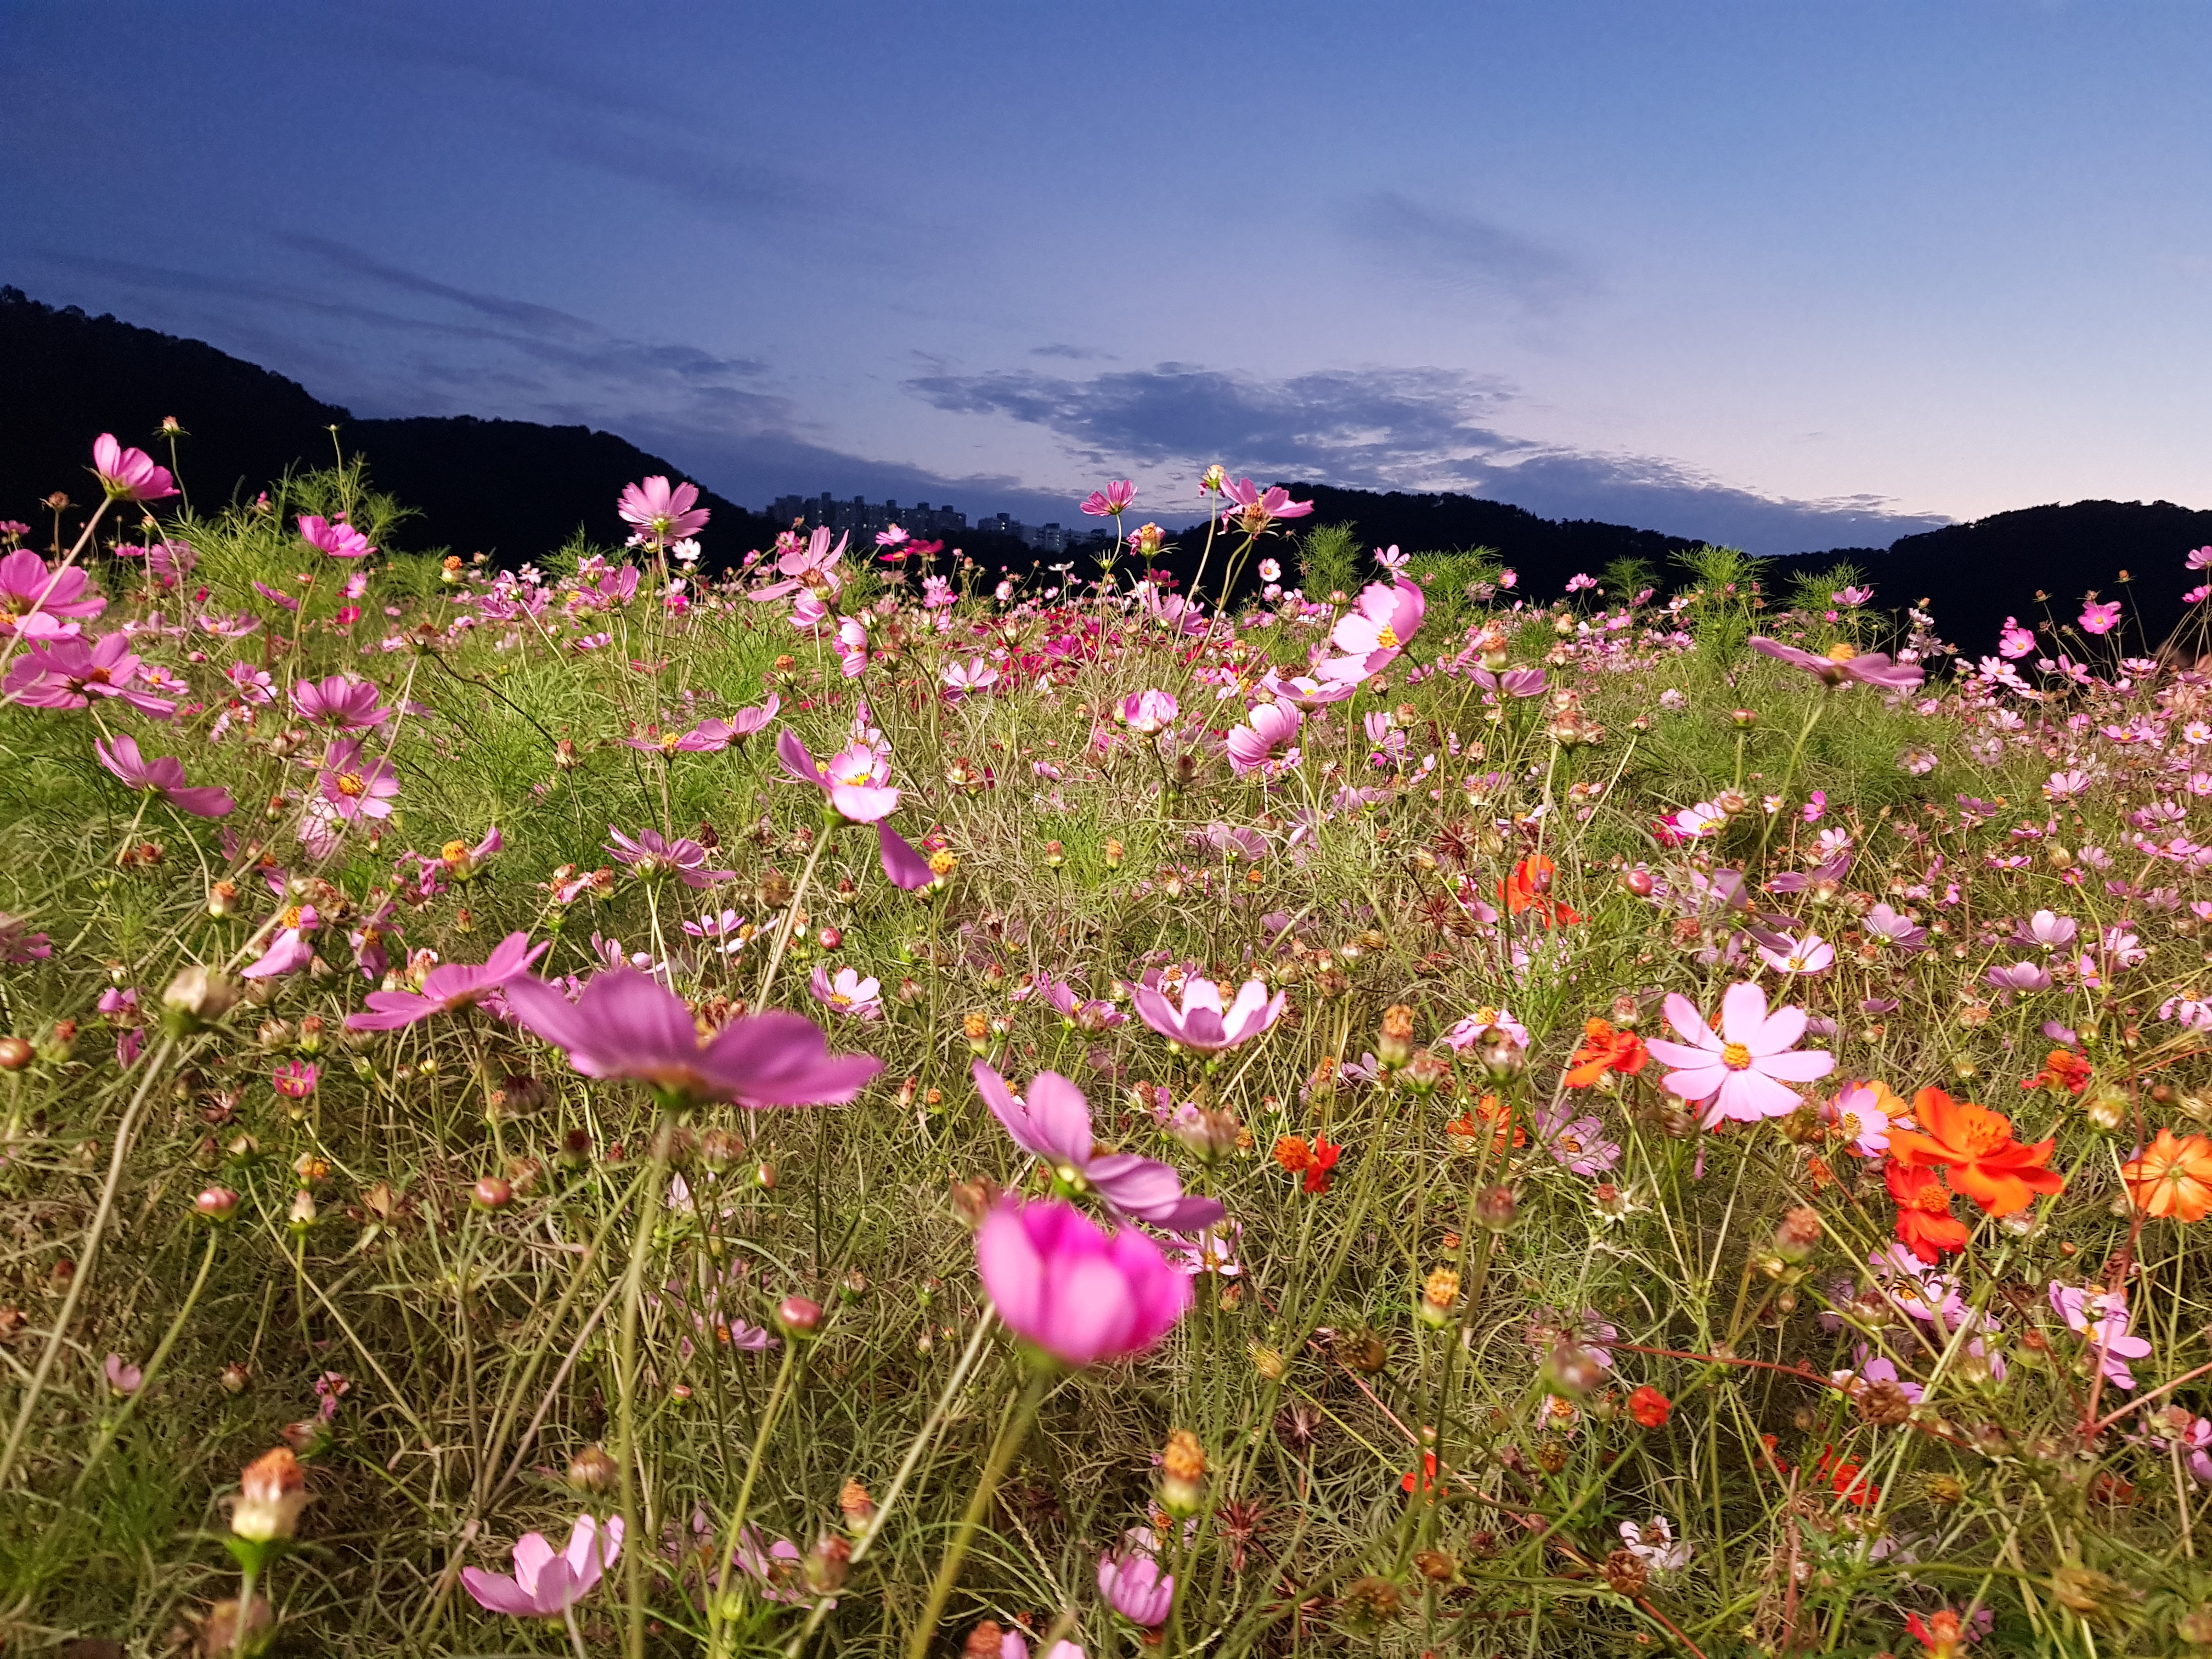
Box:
(754, 823), (837, 1009)
(902, 1368), (1049, 1659)
(706, 1338), (800, 1659)
(72, 1227), (221, 1494)
(614, 1110), (677, 1659)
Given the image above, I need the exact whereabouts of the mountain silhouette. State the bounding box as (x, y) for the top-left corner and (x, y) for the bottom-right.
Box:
(0, 286), (778, 559)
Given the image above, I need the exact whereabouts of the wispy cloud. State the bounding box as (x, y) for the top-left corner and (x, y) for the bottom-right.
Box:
(1341, 191), (1595, 311)
(906, 360), (1947, 551)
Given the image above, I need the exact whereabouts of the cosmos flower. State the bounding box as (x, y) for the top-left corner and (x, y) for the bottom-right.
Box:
(95, 732), (235, 817)
(298, 514), (374, 559)
(1216, 476), (1313, 534)
(1645, 982), (1835, 1125)
(343, 932), (548, 1030)
(1226, 701), (1302, 776)
(1886, 1089), (2064, 1216)
(3, 630), (177, 716)
(1132, 974), (1286, 1053)
(461, 1515), (624, 1618)
(91, 432), (177, 502)
(1319, 576), (1425, 684)
(503, 969), (881, 1107)
(0, 547), (106, 638)
(606, 825), (736, 888)
(291, 674), (387, 729)
(616, 476), (710, 549)
(1080, 480), (1136, 517)
(975, 1197), (1190, 1368)
(1097, 1538), (1175, 1626)
(2079, 597), (2122, 635)
(809, 964), (883, 1020)
(973, 1062), (1224, 1230)
(1750, 636), (1924, 690)
(2120, 1128), (2212, 1222)
(315, 737), (400, 824)
(2049, 1282), (2151, 1389)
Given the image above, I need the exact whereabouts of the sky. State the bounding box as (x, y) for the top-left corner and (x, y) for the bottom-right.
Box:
(6, 0), (2211, 551)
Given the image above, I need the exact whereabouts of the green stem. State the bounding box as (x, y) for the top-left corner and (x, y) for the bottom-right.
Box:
(902, 1369), (1049, 1659)
(1757, 695), (1825, 860)
(73, 1228), (221, 1494)
(707, 1338), (802, 1658)
(754, 821), (837, 1008)
(616, 1109), (678, 1659)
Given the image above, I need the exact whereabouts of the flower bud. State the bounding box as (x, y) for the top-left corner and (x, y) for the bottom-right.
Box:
(162, 964), (240, 1033)
(1620, 867), (1655, 898)
(232, 1446), (308, 1542)
(567, 1443), (618, 1493)
(1158, 1428), (1208, 1515)
(0, 1036), (30, 1071)
(1548, 1342), (1604, 1397)
(219, 1362), (251, 1395)
(196, 1186), (241, 1223)
(1417, 1267), (1462, 1328)
(839, 1479), (877, 1535)
(1731, 708), (1758, 729)
(1104, 838), (1124, 870)
(1774, 1206), (1821, 1262)
(1167, 1103), (1242, 1161)
(1398, 1048), (1450, 1094)
(1377, 1004), (1415, 1068)
(1249, 1342), (1286, 1380)
(1474, 1184), (1518, 1232)
(816, 926), (842, 951)
(286, 1190), (318, 1230)
(776, 1295), (824, 1338)
(804, 1532), (851, 1596)
(1471, 1026), (1525, 1077)
(471, 1176), (512, 1211)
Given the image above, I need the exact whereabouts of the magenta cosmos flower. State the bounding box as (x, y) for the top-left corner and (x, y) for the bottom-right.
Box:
(1119, 689), (1179, 735)
(1321, 576), (1425, 684)
(1080, 479), (1137, 517)
(462, 1515), (623, 1618)
(1257, 670), (1356, 712)
(1748, 636), (1923, 691)
(298, 514), (374, 559)
(503, 968), (881, 1107)
(606, 825), (736, 889)
(1226, 701), (1303, 777)
(95, 732), (235, 817)
(974, 1197), (1190, 1367)
(1216, 477), (1313, 534)
(973, 1062), (1225, 1231)
(1132, 974), (1286, 1053)
(0, 548), (106, 639)
(776, 728), (933, 889)
(1098, 1537), (1176, 1625)
(315, 737), (400, 823)
(91, 433), (177, 503)
(3, 631), (176, 716)
(616, 475), (710, 549)
(1645, 981), (1833, 1126)
(343, 932), (549, 1030)
(2079, 596), (2123, 635)
(292, 674), (387, 729)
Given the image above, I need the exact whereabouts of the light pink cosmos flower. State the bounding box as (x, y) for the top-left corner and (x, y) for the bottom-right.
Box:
(104, 1352), (142, 1395)
(751, 526), (848, 602)
(1098, 1536), (1176, 1625)
(315, 737), (400, 823)
(975, 1197), (1189, 1368)
(1258, 670), (1356, 712)
(1645, 981), (1834, 1126)
(1319, 575), (1425, 684)
(95, 733), (235, 817)
(1081, 480), (1137, 517)
(809, 964), (883, 1020)
(835, 615), (869, 678)
(1756, 932), (1834, 974)
(1226, 701), (1302, 777)
(1750, 636), (1924, 691)
(292, 674), (387, 729)
(0, 547), (106, 639)
(91, 433), (177, 502)
(941, 656), (999, 698)
(503, 968), (881, 1106)
(2050, 1282), (2151, 1390)
(298, 514), (374, 559)
(1132, 974), (1286, 1053)
(1119, 688), (1180, 734)
(461, 1515), (623, 1618)
(3, 631), (177, 715)
(2079, 597), (2123, 635)
(973, 1062), (1224, 1230)
(343, 932), (548, 1030)
(1821, 1081), (1894, 1156)
(1472, 665), (1547, 698)
(777, 728), (899, 822)
(1997, 617), (2035, 658)
(616, 476), (709, 549)
(1216, 477), (1313, 534)
(606, 826), (736, 888)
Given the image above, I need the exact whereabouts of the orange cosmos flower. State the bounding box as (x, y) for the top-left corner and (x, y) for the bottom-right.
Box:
(1501, 855), (1579, 927)
(1626, 1384), (1672, 1428)
(1564, 1017), (1649, 1088)
(1446, 1093), (1525, 1156)
(1886, 1159), (1970, 1263)
(1886, 1087), (2064, 1217)
(2121, 1128), (2212, 1222)
(2021, 1046), (2092, 1094)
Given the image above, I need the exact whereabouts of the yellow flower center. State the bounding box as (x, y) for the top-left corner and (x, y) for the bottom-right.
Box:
(337, 772), (365, 797)
(441, 839), (467, 865)
(1375, 625), (1400, 649)
(280, 906), (304, 929)
(1721, 1041), (1753, 1070)
(1825, 643), (1859, 664)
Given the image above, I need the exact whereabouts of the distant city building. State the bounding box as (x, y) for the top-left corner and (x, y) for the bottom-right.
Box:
(768, 493), (967, 540)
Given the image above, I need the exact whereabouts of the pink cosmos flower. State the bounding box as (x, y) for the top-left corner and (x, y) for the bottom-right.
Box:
(750, 526), (848, 602)
(941, 656), (999, 698)
(0, 548), (106, 639)
(1216, 477), (1313, 534)
(1098, 1537), (1176, 1626)
(91, 433), (177, 502)
(1081, 480), (1137, 517)
(1257, 670), (1356, 712)
(973, 1062), (1224, 1230)
(1472, 665), (1547, 698)
(616, 476), (710, 549)
(1986, 961), (2053, 994)
(776, 729), (900, 822)
(343, 932), (549, 1030)
(503, 969), (881, 1107)
(242, 904), (320, 980)
(1645, 981), (1834, 1126)
(461, 1515), (624, 1618)
(808, 964), (883, 1019)
(1226, 701), (1303, 777)
(1119, 688), (1180, 735)
(3, 631), (177, 715)
(1997, 617), (2035, 658)
(974, 1197), (1190, 1367)
(1756, 932), (1834, 974)
(292, 674), (387, 729)
(2050, 1282), (2151, 1390)
(1822, 1081), (1894, 1156)
(1132, 974), (1286, 1053)
(1749, 636), (1924, 691)
(95, 732), (235, 817)
(315, 737), (400, 823)
(298, 514), (374, 559)
(606, 826), (736, 889)
(1319, 576), (1425, 684)
(2079, 597), (2123, 635)
(104, 1353), (143, 1396)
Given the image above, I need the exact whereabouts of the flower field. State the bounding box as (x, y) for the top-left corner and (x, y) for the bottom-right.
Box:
(5, 435), (2212, 1656)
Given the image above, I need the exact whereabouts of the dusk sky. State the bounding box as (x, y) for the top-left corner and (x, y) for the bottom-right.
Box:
(7, 1), (2211, 550)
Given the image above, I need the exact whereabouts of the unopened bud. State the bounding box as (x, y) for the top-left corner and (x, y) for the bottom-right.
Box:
(287, 1190), (318, 1229)
(196, 1186), (241, 1222)
(1378, 1004), (1415, 1068)
(231, 1446), (308, 1542)
(567, 1444), (618, 1493)
(219, 1362), (252, 1395)
(0, 1036), (29, 1071)
(1474, 1185), (1518, 1232)
(1158, 1428), (1208, 1515)
(776, 1295), (823, 1338)
(1774, 1206), (1821, 1262)
(162, 964), (240, 1032)
(804, 1532), (851, 1596)
(1398, 1048), (1449, 1094)
(839, 1478), (877, 1534)
(1472, 1026), (1525, 1076)
(471, 1176), (512, 1210)
(1620, 867), (1655, 898)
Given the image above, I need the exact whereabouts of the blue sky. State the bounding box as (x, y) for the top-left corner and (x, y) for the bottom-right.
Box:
(6, 1), (2210, 550)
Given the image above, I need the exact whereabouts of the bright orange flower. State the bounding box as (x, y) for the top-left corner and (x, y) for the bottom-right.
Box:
(2021, 1047), (2092, 1095)
(1886, 1159), (1970, 1262)
(1906, 1610), (1966, 1659)
(1273, 1135), (1313, 1174)
(1564, 1017), (1650, 1087)
(2121, 1128), (2212, 1222)
(1813, 1444), (1878, 1506)
(1502, 855), (1579, 926)
(1886, 1087), (2065, 1217)
(1626, 1385), (1672, 1428)
(1446, 1093), (1525, 1155)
